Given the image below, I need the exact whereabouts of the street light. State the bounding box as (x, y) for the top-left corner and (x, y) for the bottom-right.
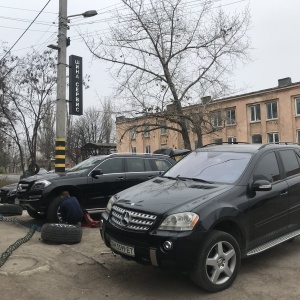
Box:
(49, 1), (97, 173)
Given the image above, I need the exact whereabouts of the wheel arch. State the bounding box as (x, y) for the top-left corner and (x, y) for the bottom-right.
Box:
(46, 185), (83, 204)
(200, 205), (248, 251)
(211, 219), (246, 250)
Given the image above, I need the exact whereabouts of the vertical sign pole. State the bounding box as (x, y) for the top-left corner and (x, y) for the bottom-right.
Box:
(55, 0), (67, 173)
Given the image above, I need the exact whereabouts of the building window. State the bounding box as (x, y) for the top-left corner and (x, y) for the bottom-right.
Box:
(131, 128), (136, 140)
(226, 109), (236, 125)
(145, 145), (151, 153)
(267, 132), (279, 143)
(227, 137), (237, 144)
(295, 98), (300, 116)
(212, 111), (222, 127)
(250, 104), (261, 122)
(161, 143), (167, 149)
(266, 101), (278, 120)
(252, 134), (262, 143)
(214, 138), (222, 145)
(297, 130), (300, 143)
(185, 119), (192, 131)
(160, 122), (167, 135)
(131, 147), (136, 153)
(144, 124), (150, 137)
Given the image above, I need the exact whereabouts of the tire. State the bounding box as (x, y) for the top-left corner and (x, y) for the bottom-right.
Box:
(27, 208), (47, 219)
(189, 230), (241, 293)
(41, 223), (82, 244)
(0, 204), (23, 216)
(47, 196), (63, 223)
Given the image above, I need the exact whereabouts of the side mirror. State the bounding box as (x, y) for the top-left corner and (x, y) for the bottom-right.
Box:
(251, 179), (272, 191)
(91, 169), (103, 179)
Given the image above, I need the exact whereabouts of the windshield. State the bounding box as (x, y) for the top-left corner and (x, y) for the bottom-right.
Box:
(67, 155), (108, 173)
(163, 151), (252, 184)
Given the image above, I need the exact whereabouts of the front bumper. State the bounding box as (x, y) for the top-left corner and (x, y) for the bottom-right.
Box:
(100, 212), (207, 271)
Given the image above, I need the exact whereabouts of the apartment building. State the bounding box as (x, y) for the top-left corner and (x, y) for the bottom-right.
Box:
(116, 77), (300, 152)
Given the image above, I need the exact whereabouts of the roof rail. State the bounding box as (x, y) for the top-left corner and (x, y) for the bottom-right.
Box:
(258, 142), (300, 150)
(201, 142), (250, 148)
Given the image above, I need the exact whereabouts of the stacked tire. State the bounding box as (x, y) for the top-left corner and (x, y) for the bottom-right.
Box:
(41, 223), (83, 244)
(0, 204), (23, 216)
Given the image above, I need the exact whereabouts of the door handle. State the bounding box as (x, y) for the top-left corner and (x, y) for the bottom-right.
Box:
(148, 175), (155, 179)
(280, 190), (288, 196)
(116, 177), (124, 181)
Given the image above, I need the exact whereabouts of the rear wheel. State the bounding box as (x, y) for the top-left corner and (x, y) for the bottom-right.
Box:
(27, 207), (46, 219)
(47, 196), (63, 223)
(189, 230), (241, 293)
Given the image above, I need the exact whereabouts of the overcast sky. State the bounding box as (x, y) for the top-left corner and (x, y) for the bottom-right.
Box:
(1, 0), (300, 111)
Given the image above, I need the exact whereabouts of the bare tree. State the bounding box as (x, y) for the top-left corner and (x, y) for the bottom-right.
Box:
(0, 49), (56, 175)
(84, 0), (250, 149)
(37, 101), (56, 170)
(66, 102), (114, 163)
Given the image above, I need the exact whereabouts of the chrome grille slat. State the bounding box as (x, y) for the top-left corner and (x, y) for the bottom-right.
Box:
(111, 205), (157, 231)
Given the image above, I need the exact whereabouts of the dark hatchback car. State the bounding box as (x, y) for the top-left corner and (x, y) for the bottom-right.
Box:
(16, 153), (175, 222)
(0, 182), (18, 204)
(100, 143), (300, 292)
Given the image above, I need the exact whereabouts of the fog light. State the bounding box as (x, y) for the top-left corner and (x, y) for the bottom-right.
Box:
(163, 240), (173, 251)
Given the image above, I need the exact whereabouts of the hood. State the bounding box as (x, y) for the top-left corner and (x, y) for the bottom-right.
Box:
(19, 170), (85, 183)
(115, 177), (234, 215)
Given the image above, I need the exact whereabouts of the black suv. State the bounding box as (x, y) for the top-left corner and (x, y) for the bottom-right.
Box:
(16, 153), (175, 222)
(100, 143), (300, 292)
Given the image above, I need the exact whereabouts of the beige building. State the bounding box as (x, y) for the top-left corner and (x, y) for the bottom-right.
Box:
(116, 77), (300, 152)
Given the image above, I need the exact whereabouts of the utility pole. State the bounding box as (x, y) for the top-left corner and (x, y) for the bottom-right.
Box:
(55, 0), (68, 173)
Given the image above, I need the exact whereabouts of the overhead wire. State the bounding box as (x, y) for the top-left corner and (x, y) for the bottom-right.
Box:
(0, 0), (52, 63)
(5, 0), (249, 58)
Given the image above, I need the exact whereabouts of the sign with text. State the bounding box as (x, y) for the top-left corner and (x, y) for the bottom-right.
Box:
(69, 55), (83, 115)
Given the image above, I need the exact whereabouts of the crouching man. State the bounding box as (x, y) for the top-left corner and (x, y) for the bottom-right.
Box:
(59, 191), (83, 225)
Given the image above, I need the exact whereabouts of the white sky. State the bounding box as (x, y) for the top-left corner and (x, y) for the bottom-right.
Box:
(1, 0), (300, 112)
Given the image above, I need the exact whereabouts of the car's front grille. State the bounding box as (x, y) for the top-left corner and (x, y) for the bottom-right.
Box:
(110, 205), (157, 231)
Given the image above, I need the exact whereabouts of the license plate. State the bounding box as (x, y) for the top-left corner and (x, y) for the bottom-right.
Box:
(110, 239), (135, 257)
(15, 198), (20, 205)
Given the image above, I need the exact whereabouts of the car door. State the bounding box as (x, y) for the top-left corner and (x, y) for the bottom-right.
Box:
(247, 151), (289, 245)
(124, 157), (157, 190)
(82, 157), (126, 210)
(278, 149), (300, 228)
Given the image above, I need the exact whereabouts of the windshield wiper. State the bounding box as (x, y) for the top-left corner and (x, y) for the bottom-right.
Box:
(177, 177), (213, 184)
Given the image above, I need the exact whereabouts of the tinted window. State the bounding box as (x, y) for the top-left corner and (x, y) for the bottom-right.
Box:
(153, 159), (172, 171)
(68, 155), (108, 172)
(253, 152), (280, 182)
(96, 158), (123, 174)
(280, 150), (300, 177)
(126, 158), (152, 172)
(164, 151), (252, 184)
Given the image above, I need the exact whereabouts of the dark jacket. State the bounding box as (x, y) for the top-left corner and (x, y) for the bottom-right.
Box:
(59, 196), (83, 225)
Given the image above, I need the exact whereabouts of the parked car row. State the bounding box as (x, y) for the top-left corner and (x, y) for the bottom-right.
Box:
(6, 143), (300, 293)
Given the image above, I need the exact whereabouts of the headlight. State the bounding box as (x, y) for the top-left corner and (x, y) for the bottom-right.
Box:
(158, 212), (199, 231)
(31, 179), (51, 191)
(106, 195), (117, 213)
(8, 189), (17, 196)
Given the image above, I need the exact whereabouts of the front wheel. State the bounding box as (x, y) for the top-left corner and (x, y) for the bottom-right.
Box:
(189, 230), (241, 293)
(27, 208), (46, 219)
(47, 196), (63, 223)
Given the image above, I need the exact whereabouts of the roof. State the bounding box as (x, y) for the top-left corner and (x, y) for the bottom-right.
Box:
(197, 143), (300, 153)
